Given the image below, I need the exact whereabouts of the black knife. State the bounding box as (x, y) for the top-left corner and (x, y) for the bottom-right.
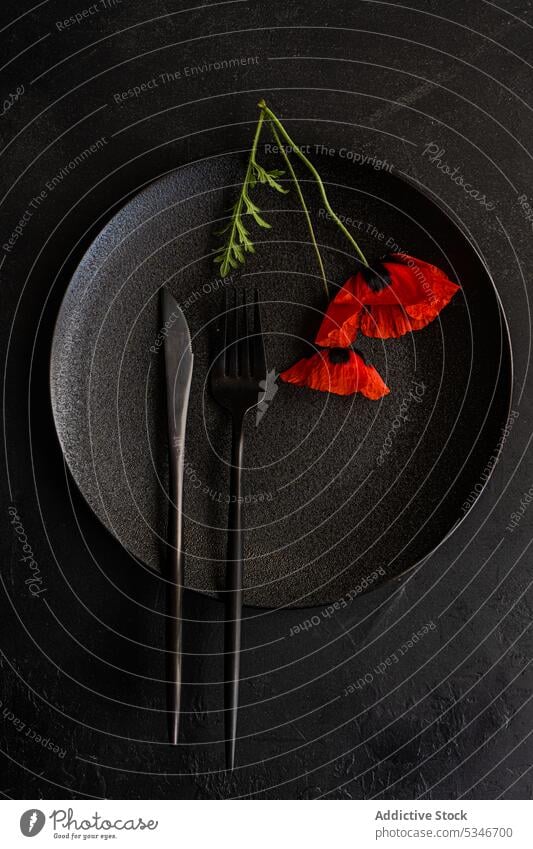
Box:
(161, 287), (193, 745)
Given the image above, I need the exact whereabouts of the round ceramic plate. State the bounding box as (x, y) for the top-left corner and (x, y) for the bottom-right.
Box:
(50, 151), (512, 608)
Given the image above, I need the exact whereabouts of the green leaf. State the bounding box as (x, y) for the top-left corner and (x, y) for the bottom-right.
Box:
(265, 170), (289, 193)
(250, 208), (271, 229)
(216, 253), (231, 276)
(252, 162), (268, 184)
(235, 218), (250, 239)
(214, 116), (293, 275)
(243, 195), (261, 215)
(232, 243), (245, 263)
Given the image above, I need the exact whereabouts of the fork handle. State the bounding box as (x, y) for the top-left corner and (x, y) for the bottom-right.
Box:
(225, 414), (245, 771)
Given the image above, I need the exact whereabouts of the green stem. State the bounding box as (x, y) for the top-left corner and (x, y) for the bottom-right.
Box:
(246, 108), (265, 186)
(258, 100), (369, 267)
(268, 123), (329, 298)
(225, 110), (265, 257)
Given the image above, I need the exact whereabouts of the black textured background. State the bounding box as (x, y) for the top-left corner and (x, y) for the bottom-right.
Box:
(1, 0), (532, 799)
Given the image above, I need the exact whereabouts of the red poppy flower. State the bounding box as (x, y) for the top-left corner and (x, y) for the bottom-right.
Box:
(316, 253), (461, 344)
(280, 347), (390, 398)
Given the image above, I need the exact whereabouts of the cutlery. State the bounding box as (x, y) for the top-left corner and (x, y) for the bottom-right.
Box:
(210, 288), (267, 770)
(161, 287), (194, 745)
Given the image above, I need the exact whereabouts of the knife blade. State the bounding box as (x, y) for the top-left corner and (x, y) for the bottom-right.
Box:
(161, 287), (193, 745)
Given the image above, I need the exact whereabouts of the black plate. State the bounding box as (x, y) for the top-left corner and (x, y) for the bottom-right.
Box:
(49, 151), (512, 608)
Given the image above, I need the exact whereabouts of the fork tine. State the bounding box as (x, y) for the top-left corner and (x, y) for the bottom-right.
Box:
(251, 289), (267, 379)
(213, 289), (229, 378)
(226, 286), (238, 377)
(239, 290), (250, 376)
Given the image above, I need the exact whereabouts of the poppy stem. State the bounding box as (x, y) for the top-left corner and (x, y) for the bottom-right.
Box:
(258, 100), (369, 268)
(226, 109), (265, 250)
(268, 122), (329, 298)
(214, 109), (268, 276)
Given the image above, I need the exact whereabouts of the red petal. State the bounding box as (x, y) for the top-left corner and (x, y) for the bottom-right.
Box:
(354, 253), (460, 338)
(280, 350), (390, 398)
(315, 253), (459, 345)
(359, 305), (414, 339)
(315, 277), (362, 347)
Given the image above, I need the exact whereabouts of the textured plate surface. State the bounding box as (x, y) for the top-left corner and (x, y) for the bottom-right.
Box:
(50, 152), (511, 608)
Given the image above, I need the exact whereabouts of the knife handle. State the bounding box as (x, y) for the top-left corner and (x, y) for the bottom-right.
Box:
(167, 444), (185, 745)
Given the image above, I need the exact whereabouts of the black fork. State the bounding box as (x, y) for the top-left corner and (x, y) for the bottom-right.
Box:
(210, 287), (267, 771)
